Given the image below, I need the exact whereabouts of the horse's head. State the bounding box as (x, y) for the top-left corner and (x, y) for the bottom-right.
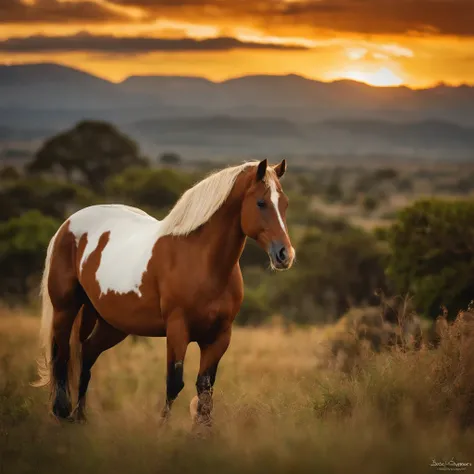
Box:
(241, 159), (295, 270)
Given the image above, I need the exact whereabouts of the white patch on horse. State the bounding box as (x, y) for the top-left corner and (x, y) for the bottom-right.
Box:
(68, 205), (162, 297)
(269, 177), (286, 234)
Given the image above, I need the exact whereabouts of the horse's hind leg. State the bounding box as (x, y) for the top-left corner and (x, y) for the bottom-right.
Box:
(70, 302), (97, 421)
(51, 305), (81, 419)
(72, 314), (127, 422)
(48, 228), (84, 419)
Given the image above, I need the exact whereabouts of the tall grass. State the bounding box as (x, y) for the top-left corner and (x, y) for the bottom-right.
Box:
(1, 309), (473, 474)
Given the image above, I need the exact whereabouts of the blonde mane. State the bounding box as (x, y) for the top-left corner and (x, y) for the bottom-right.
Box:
(161, 161), (262, 236)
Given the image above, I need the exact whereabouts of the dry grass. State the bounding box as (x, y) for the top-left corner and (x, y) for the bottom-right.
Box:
(1, 309), (474, 474)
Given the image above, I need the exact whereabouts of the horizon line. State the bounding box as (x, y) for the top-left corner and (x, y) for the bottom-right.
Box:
(1, 60), (473, 91)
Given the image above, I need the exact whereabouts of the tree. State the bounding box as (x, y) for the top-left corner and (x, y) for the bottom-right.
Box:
(106, 167), (193, 211)
(0, 177), (96, 222)
(388, 199), (474, 318)
(0, 211), (60, 299)
(28, 121), (147, 192)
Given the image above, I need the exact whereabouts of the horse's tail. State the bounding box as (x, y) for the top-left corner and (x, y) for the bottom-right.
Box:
(31, 232), (57, 388)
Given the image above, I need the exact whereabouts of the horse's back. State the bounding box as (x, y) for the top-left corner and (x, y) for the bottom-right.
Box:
(61, 205), (163, 297)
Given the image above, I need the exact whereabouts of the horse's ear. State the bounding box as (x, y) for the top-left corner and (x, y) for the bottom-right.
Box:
(274, 159), (286, 178)
(256, 159), (267, 181)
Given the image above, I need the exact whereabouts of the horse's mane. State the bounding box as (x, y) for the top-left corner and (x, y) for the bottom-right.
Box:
(161, 161), (262, 236)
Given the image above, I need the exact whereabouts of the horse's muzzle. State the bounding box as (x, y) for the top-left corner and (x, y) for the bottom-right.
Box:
(269, 241), (293, 270)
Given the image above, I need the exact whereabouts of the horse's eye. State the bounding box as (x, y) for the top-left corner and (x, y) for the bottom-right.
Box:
(257, 199), (266, 208)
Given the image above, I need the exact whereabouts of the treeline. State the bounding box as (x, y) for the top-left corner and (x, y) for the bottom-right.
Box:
(1, 120), (473, 324)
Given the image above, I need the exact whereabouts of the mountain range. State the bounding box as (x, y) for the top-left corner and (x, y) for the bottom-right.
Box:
(1, 63), (474, 160)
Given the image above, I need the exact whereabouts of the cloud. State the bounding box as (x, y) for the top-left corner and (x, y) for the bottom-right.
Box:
(0, 32), (309, 53)
(105, 0), (474, 37)
(1, 0), (473, 37)
(0, 0), (131, 23)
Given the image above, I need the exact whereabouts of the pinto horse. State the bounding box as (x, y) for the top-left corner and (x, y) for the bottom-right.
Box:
(34, 159), (294, 425)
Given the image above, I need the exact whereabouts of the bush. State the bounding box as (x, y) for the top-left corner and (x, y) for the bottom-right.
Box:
(0, 211), (60, 300)
(388, 199), (474, 318)
(106, 167), (194, 211)
(236, 286), (269, 326)
(272, 225), (389, 323)
(315, 310), (474, 429)
(0, 177), (97, 222)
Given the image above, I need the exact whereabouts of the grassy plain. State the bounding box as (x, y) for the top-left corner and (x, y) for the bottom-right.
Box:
(1, 309), (474, 474)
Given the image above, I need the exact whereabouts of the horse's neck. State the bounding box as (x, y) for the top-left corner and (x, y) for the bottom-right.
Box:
(198, 189), (246, 278)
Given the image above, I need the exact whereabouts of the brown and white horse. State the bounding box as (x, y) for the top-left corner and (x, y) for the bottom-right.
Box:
(34, 159), (294, 425)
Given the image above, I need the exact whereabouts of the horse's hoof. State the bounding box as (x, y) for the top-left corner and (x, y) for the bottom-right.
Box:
(52, 399), (72, 420)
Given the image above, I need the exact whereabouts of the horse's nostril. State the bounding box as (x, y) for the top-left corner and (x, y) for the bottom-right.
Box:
(278, 247), (287, 263)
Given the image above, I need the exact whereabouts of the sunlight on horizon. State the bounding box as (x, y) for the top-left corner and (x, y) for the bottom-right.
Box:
(331, 67), (405, 87)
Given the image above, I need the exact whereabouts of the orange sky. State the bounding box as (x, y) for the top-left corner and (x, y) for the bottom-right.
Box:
(1, 0), (474, 87)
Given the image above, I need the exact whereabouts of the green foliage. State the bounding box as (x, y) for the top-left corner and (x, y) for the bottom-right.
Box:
(388, 199), (474, 318)
(273, 225), (388, 323)
(0, 211), (60, 299)
(236, 267), (273, 325)
(0, 177), (97, 222)
(106, 167), (193, 211)
(237, 286), (269, 326)
(239, 239), (269, 269)
(28, 121), (147, 192)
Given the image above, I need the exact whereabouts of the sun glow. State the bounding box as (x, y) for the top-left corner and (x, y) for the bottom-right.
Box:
(334, 67), (404, 87)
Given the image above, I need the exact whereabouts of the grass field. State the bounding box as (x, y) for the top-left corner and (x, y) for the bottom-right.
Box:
(1, 310), (474, 474)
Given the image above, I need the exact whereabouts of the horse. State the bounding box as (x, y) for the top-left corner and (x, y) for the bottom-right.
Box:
(33, 159), (295, 426)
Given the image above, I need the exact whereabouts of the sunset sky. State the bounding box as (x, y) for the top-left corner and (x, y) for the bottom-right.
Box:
(1, 0), (473, 88)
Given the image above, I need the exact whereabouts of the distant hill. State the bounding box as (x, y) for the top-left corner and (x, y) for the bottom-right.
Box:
(1, 63), (474, 160)
(0, 63), (157, 112)
(128, 116), (474, 160)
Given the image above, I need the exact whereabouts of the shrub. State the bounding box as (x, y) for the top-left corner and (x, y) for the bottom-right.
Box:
(236, 282), (269, 326)
(388, 199), (474, 318)
(0, 211), (60, 300)
(106, 167), (194, 211)
(0, 177), (97, 222)
(272, 225), (389, 323)
(315, 310), (474, 429)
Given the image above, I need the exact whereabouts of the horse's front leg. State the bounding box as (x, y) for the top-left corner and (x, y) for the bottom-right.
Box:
(161, 311), (189, 421)
(193, 326), (232, 427)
